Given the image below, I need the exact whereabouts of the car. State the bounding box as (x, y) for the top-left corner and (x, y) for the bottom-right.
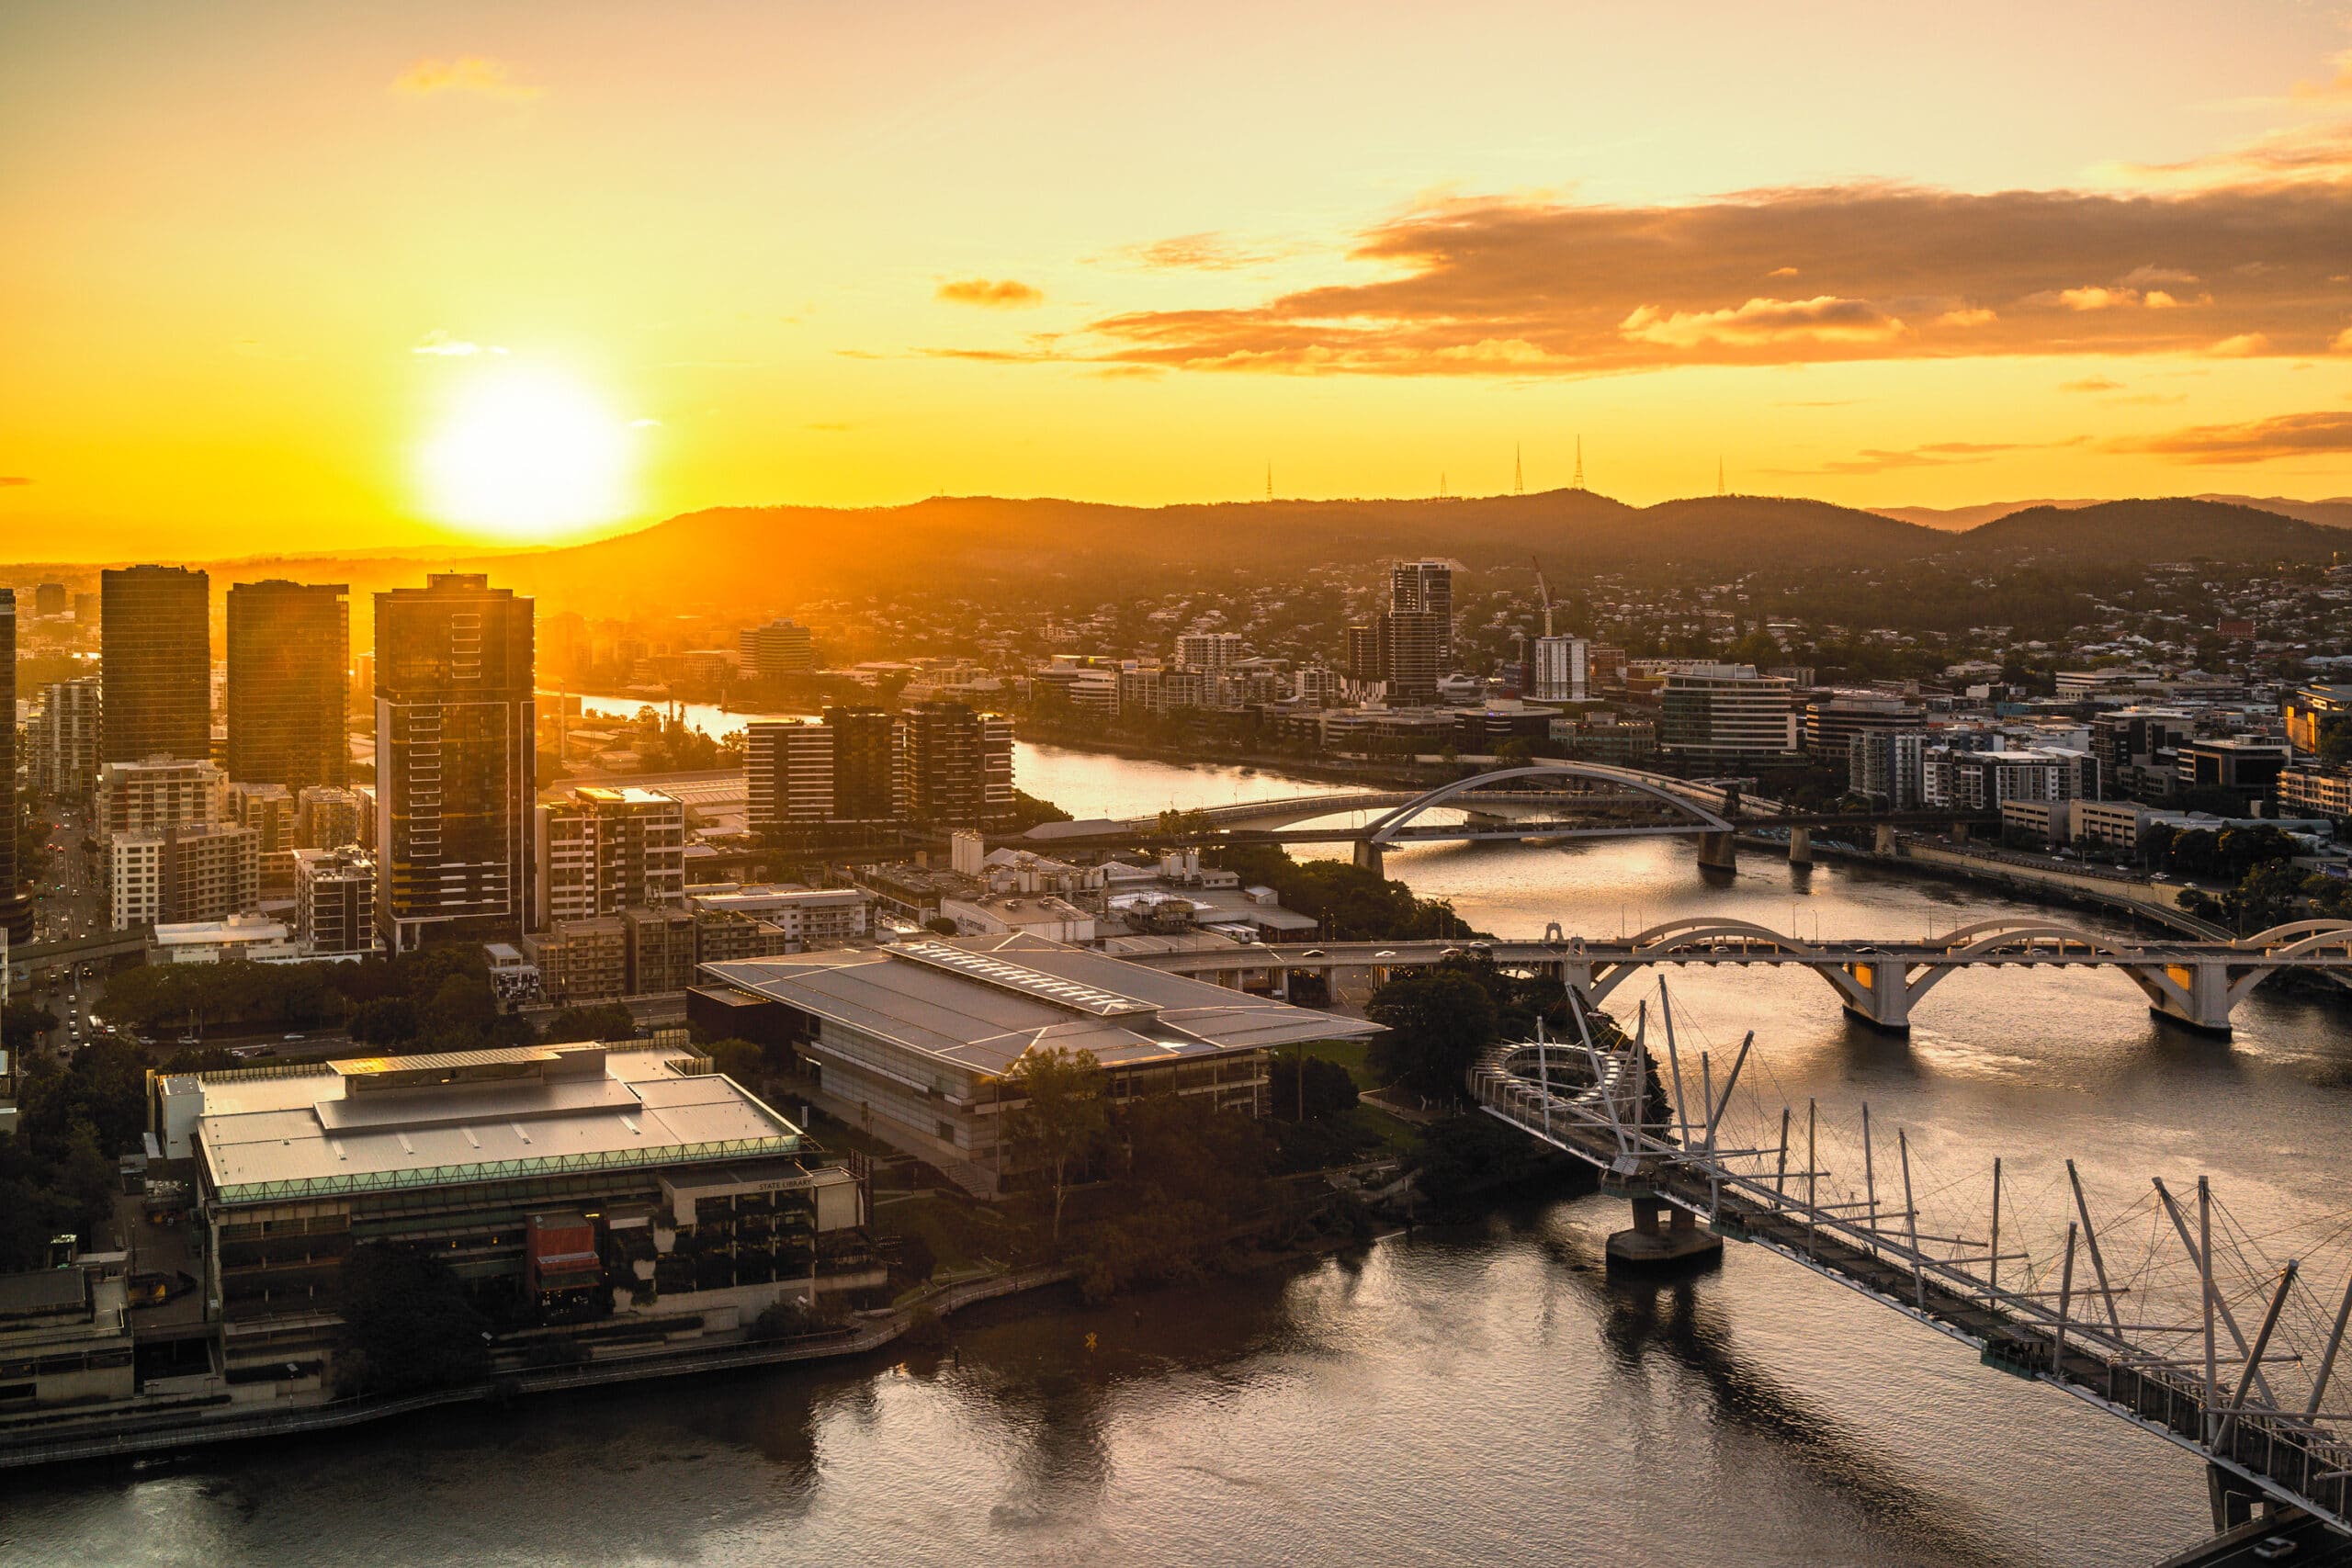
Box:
(1300, 948), (1328, 959)
(2253, 1537), (2301, 1562)
(1374, 949), (1398, 960)
(229, 1044), (272, 1061)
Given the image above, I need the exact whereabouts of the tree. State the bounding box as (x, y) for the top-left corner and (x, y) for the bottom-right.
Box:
(706, 1037), (765, 1085)
(1367, 969), (1500, 1102)
(1269, 1051), (1358, 1122)
(542, 1002), (638, 1044)
(332, 1245), (492, 1397)
(2, 998), (58, 1054)
(348, 996), (422, 1045)
(1004, 1046), (1106, 1247)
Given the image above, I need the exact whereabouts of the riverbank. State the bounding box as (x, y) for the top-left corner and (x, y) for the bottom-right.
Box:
(0, 1265), (1078, 1472)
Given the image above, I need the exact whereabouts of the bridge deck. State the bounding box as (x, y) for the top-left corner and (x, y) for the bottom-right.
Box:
(1472, 1036), (2352, 1533)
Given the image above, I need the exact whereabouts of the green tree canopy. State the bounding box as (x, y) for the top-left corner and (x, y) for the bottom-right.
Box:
(1005, 1046), (1107, 1245)
(1367, 969), (1500, 1101)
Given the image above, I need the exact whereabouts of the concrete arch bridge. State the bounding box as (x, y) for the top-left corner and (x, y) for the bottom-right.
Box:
(1125, 919), (2352, 1036)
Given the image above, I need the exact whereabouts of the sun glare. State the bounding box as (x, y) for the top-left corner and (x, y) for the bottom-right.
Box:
(420, 368), (635, 538)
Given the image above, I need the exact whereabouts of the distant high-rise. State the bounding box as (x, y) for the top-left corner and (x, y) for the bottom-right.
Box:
(33, 582), (65, 617)
(904, 701), (1013, 828)
(226, 580), (349, 794)
(745, 706), (911, 831)
(739, 617), (816, 679)
(0, 592), (29, 942)
(102, 565), (211, 763)
(31, 677), (103, 799)
(1374, 560), (1455, 705)
(374, 572), (536, 952)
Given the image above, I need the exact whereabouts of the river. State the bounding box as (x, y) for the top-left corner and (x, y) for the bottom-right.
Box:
(17, 735), (2352, 1565)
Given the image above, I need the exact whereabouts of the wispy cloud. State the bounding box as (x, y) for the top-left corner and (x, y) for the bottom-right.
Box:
(1771, 437), (2085, 476)
(411, 329), (506, 357)
(1097, 232), (1299, 272)
(937, 277), (1044, 308)
(0, 476), (30, 487)
(392, 56), (543, 102)
(2113, 410), (2352, 463)
(2060, 375), (2124, 392)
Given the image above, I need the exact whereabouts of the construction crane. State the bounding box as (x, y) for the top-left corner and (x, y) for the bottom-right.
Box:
(1530, 554), (1555, 637)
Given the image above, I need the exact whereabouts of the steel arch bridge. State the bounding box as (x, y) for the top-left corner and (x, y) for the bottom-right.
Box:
(1358, 761), (1736, 845)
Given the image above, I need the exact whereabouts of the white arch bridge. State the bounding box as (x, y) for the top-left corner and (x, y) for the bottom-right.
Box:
(1016, 761), (1972, 874)
(1124, 918), (2352, 1036)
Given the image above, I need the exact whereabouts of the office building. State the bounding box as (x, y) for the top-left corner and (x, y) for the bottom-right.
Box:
(96, 756), (225, 835)
(1658, 665), (1800, 758)
(225, 580), (349, 794)
(153, 1043), (864, 1384)
(101, 565), (210, 764)
(688, 886), (871, 949)
(152, 914), (298, 964)
(904, 701), (1014, 827)
(374, 573), (536, 951)
(746, 707), (910, 832)
(225, 781), (298, 897)
(0, 592), (26, 942)
(1175, 632), (1246, 671)
(739, 617), (816, 678)
(1849, 731), (1929, 809)
(535, 785), (686, 925)
(625, 904), (698, 994)
(2286, 684), (2352, 756)
(32, 582), (65, 617)
(293, 845), (376, 954)
(2177, 738), (2290, 812)
(691, 934), (1382, 1194)
(295, 784), (369, 850)
(528, 916), (628, 1002)
(1804, 694), (1927, 756)
(1922, 746), (2096, 812)
(2278, 766), (2352, 820)
(1390, 560), (1454, 667)
(1527, 635), (1589, 704)
(109, 821), (260, 930)
(30, 676), (102, 800)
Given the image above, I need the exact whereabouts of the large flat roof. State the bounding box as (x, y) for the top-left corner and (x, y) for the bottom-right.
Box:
(702, 934), (1380, 1078)
(187, 1043), (804, 1206)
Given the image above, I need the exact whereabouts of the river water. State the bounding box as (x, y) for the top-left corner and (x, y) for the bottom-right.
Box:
(17, 735), (2352, 1565)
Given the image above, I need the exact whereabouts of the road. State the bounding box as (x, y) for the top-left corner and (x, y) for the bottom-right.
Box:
(15, 800), (112, 1060)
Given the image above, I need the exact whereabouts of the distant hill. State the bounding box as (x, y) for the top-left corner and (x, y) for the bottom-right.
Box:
(1875, 493), (2352, 532)
(443, 489), (1943, 615)
(13, 491), (2342, 634)
(1952, 498), (2349, 562)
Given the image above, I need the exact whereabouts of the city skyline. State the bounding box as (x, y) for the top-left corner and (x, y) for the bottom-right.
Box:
(11, 4), (2352, 558)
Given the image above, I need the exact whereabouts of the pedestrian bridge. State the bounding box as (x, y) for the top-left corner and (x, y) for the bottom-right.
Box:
(1124, 918), (2352, 1036)
(1473, 986), (2352, 1546)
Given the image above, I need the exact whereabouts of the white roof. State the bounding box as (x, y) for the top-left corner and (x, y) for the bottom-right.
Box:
(703, 934), (1379, 1078)
(190, 1043), (801, 1204)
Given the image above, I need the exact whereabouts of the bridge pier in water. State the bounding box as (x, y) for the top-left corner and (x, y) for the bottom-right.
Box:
(1786, 826), (1813, 867)
(1605, 1191), (1724, 1269)
(1351, 840), (1385, 876)
(1696, 831), (1737, 874)
(1839, 959), (1914, 1032)
(2138, 958), (2237, 1037)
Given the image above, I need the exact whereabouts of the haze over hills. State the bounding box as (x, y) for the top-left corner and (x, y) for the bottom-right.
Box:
(1875, 495), (2352, 532)
(8, 492), (2346, 635)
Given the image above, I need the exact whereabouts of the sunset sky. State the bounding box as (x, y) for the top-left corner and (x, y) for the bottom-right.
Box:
(8, 1), (2352, 557)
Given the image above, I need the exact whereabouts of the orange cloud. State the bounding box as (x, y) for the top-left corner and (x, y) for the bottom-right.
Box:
(937, 278), (1044, 308)
(1047, 182), (2352, 377)
(2114, 410), (2352, 462)
(392, 56), (542, 101)
(1621, 295), (1905, 348)
(0, 476), (29, 487)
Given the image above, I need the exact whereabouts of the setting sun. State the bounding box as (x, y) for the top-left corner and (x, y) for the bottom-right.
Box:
(418, 368), (635, 539)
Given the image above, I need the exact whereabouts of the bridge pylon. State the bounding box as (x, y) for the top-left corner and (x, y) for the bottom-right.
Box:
(1696, 831), (1737, 874)
(1787, 826), (1813, 868)
(1607, 1191), (1724, 1269)
(1351, 840), (1385, 876)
